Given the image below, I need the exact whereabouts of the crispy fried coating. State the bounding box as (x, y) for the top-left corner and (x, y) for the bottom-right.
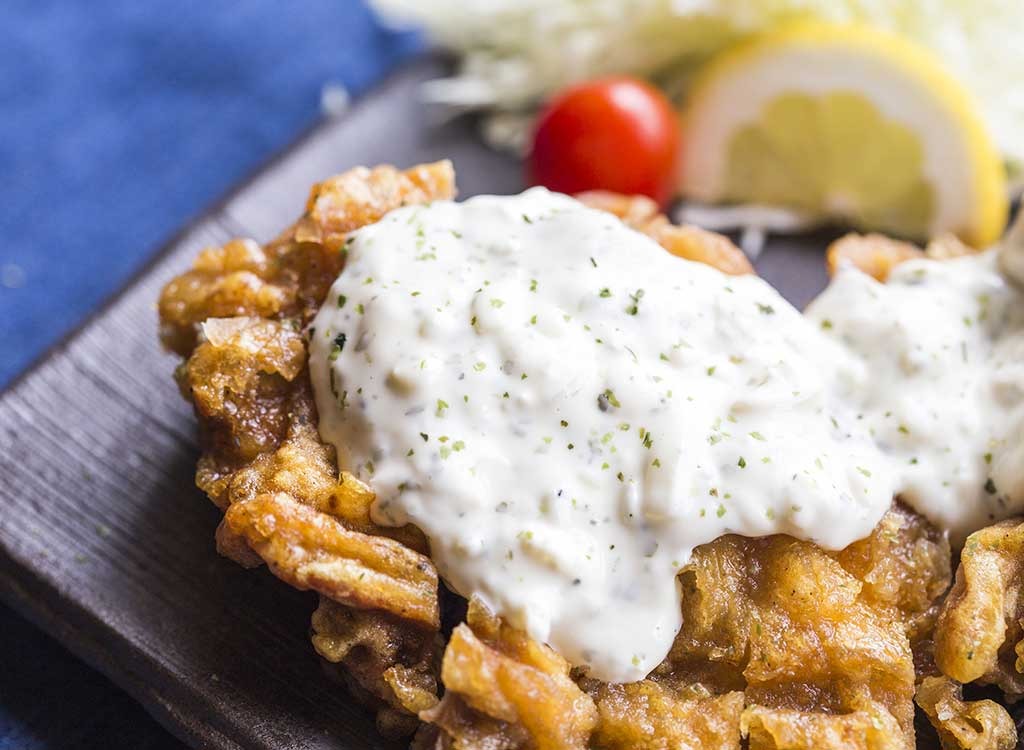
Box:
(224, 492), (440, 628)
(312, 597), (442, 738)
(934, 518), (1024, 698)
(669, 509), (935, 750)
(226, 421), (428, 553)
(826, 232), (979, 281)
(826, 233), (925, 280)
(915, 677), (1016, 750)
(742, 703), (905, 750)
(426, 599), (598, 750)
(159, 161), (455, 356)
(835, 501), (952, 660)
(180, 317), (310, 507)
(576, 191), (754, 275)
(581, 678), (743, 750)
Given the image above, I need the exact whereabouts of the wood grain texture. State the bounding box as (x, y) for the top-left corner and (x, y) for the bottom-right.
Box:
(0, 57), (844, 749)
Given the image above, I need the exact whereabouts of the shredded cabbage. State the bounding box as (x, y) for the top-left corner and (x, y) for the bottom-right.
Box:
(371, 0), (1024, 166)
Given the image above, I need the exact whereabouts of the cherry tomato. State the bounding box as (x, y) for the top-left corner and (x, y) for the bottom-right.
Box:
(527, 76), (680, 207)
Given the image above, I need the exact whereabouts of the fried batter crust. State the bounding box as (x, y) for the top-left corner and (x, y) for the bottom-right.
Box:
(424, 599), (598, 750)
(159, 161), (456, 356)
(671, 525), (921, 750)
(581, 678), (744, 750)
(934, 518), (1024, 698)
(826, 232), (978, 281)
(312, 597), (442, 738)
(914, 677), (1016, 750)
(575, 190), (755, 275)
(159, 163), (972, 747)
(225, 492), (440, 628)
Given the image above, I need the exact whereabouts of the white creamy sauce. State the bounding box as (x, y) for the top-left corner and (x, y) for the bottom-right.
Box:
(807, 248), (1024, 541)
(308, 189), (1024, 684)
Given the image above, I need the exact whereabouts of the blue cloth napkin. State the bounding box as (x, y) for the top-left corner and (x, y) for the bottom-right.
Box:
(0, 1), (420, 746)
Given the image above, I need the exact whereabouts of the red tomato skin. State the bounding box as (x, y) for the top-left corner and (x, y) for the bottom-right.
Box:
(527, 76), (680, 207)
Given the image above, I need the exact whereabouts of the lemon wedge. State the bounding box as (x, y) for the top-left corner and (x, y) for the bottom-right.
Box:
(679, 21), (1007, 247)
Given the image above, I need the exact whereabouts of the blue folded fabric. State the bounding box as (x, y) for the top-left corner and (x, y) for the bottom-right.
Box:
(0, 2), (420, 747)
(0, 0), (421, 387)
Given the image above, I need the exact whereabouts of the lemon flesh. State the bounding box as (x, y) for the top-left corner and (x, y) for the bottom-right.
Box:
(680, 22), (1007, 247)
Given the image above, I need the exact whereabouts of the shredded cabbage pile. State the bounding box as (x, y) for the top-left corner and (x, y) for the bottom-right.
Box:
(371, 0), (1023, 167)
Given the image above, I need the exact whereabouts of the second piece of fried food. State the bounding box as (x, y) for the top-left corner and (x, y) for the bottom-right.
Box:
(934, 518), (1024, 699)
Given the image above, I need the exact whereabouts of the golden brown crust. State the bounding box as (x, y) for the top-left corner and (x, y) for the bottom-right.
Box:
(312, 597), (442, 737)
(915, 676), (1017, 750)
(826, 233), (924, 281)
(225, 492), (440, 629)
(825, 231), (978, 281)
(582, 678), (743, 750)
(159, 161), (456, 356)
(933, 518), (1024, 698)
(672, 525), (920, 750)
(741, 703), (905, 750)
(575, 191), (755, 275)
(426, 599), (598, 750)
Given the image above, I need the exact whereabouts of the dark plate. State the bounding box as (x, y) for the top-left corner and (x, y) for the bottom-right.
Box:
(0, 57), (841, 749)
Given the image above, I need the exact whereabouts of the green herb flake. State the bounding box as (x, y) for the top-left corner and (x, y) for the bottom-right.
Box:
(599, 288), (612, 298)
(356, 303), (365, 315)
(598, 388), (621, 411)
(738, 457), (747, 468)
(436, 399), (450, 417)
(749, 431), (766, 441)
(328, 332), (347, 362)
(820, 319), (833, 330)
(529, 279), (538, 292)
(626, 288), (645, 316)
(337, 294), (347, 308)
(716, 504), (726, 518)
(473, 361), (487, 372)
(490, 298), (505, 308)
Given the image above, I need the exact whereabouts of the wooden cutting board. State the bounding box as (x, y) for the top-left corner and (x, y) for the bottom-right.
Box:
(0, 57), (841, 749)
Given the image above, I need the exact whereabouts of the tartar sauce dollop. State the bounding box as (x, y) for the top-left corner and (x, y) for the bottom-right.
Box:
(309, 189), (1024, 684)
(807, 245), (1024, 541)
(310, 189), (898, 682)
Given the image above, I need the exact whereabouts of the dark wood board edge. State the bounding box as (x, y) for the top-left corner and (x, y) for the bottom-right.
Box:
(0, 544), (236, 749)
